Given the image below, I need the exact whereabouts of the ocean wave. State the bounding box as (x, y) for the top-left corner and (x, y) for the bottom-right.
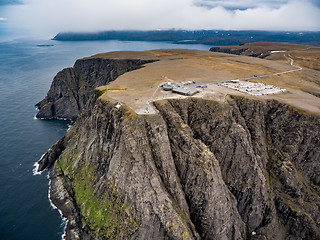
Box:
(32, 151), (49, 176)
(33, 114), (46, 120)
(32, 161), (42, 175)
(33, 114), (72, 123)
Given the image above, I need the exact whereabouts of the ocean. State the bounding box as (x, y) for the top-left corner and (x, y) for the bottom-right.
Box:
(0, 39), (210, 240)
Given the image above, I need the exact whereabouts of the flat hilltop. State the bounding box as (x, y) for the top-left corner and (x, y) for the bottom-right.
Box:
(94, 46), (320, 115)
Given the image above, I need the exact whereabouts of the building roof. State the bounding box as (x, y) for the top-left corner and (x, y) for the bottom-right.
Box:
(172, 86), (199, 96)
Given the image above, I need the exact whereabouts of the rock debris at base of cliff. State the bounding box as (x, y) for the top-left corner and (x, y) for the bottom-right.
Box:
(36, 50), (320, 240)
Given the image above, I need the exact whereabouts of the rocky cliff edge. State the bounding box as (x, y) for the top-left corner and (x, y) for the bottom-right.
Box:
(37, 52), (320, 240)
(35, 57), (156, 121)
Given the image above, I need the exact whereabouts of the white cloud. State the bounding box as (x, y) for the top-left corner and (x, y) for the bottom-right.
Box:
(196, 0), (290, 9)
(0, 17), (7, 21)
(3, 0), (320, 38)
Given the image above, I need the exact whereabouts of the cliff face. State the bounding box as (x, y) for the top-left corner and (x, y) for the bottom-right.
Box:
(158, 97), (320, 239)
(39, 97), (320, 240)
(35, 58), (155, 121)
(37, 57), (320, 240)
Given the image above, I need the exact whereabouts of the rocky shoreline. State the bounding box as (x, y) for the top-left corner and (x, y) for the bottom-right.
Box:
(37, 53), (320, 239)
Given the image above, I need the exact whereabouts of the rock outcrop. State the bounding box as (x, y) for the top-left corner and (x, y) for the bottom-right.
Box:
(210, 46), (271, 58)
(37, 57), (320, 240)
(35, 58), (155, 121)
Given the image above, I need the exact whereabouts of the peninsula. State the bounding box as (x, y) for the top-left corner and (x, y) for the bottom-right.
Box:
(36, 44), (320, 239)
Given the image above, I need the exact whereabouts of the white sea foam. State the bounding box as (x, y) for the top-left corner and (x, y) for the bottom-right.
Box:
(32, 128), (70, 237)
(47, 173), (68, 240)
(32, 151), (49, 176)
(32, 161), (42, 175)
(33, 114), (73, 124)
(33, 151), (69, 239)
(56, 117), (69, 121)
(34, 115), (47, 120)
(34, 108), (40, 119)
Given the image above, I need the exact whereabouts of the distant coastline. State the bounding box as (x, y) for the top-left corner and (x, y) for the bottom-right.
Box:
(53, 30), (320, 46)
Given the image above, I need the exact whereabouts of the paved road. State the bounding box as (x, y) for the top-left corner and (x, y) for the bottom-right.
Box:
(211, 53), (303, 85)
(239, 54), (302, 81)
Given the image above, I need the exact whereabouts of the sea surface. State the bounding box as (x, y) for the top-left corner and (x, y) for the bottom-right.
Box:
(0, 39), (210, 240)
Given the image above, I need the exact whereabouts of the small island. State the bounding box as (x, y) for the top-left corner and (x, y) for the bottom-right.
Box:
(36, 44), (54, 47)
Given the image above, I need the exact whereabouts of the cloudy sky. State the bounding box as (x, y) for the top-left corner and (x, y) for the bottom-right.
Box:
(0, 0), (319, 38)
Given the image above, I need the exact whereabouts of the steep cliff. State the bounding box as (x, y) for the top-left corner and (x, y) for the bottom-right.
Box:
(35, 58), (155, 121)
(157, 97), (320, 239)
(38, 95), (320, 240)
(37, 54), (320, 240)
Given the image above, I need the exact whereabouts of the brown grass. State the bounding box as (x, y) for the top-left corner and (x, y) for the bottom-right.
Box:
(95, 48), (320, 115)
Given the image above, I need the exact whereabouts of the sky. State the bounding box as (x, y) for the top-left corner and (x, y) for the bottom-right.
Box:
(0, 0), (319, 38)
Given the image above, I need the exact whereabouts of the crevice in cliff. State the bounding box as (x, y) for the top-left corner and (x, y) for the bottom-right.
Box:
(143, 115), (201, 239)
(154, 100), (246, 239)
(40, 90), (320, 240)
(157, 96), (320, 239)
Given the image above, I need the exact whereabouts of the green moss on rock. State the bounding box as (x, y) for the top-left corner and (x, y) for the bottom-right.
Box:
(73, 164), (138, 239)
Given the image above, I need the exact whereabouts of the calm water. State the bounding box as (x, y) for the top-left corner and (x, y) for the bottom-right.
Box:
(0, 39), (210, 239)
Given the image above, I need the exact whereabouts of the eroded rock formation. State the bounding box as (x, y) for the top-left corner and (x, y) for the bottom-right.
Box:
(35, 58), (155, 121)
(37, 57), (320, 240)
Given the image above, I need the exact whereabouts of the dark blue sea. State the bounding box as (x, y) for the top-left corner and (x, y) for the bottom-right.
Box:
(0, 38), (210, 240)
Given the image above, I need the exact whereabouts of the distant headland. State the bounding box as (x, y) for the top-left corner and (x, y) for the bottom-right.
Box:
(53, 30), (320, 46)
